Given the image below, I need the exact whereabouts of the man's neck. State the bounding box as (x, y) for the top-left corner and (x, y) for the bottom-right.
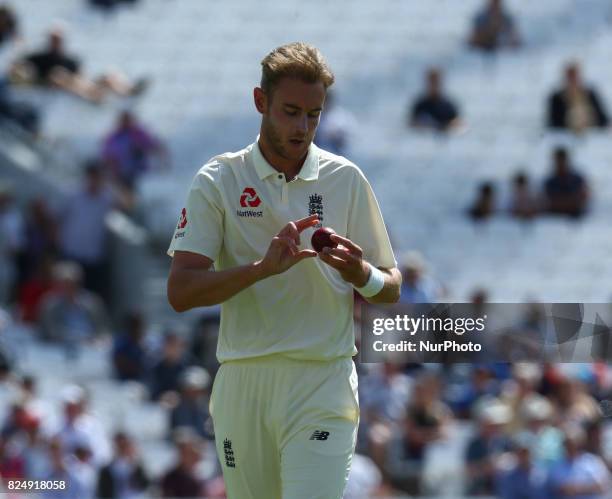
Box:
(257, 136), (307, 182)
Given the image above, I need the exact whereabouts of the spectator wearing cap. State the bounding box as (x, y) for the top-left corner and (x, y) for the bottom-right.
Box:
(500, 363), (543, 432)
(468, 0), (521, 52)
(464, 399), (512, 495)
(53, 385), (111, 468)
(548, 62), (609, 133)
(495, 432), (549, 499)
(38, 262), (110, 358)
(96, 431), (150, 499)
(409, 68), (461, 132)
(57, 161), (123, 304)
(160, 428), (207, 498)
(521, 395), (564, 467)
(548, 427), (611, 499)
(399, 251), (443, 304)
(169, 366), (212, 440)
(102, 110), (168, 192)
(543, 148), (589, 218)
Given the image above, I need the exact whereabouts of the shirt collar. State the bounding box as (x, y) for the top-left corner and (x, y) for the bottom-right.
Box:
(251, 137), (319, 181)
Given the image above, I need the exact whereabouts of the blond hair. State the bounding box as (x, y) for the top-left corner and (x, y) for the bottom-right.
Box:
(260, 42), (335, 95)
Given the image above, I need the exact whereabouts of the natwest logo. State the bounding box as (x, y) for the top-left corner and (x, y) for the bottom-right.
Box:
(240, 187), (261, 208)
(177, 208), (187, 229)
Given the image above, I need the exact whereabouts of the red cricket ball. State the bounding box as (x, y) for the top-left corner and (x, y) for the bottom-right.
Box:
(311, 227), (338, 253)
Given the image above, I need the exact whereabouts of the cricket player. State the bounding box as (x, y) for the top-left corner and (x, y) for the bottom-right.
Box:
(167, 42), (401, 499)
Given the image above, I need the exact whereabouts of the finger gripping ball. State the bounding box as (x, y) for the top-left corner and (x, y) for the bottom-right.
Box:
(311, 227), (338, 253)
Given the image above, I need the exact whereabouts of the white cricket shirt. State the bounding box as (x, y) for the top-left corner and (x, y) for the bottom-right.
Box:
(168, 140), (396, 362)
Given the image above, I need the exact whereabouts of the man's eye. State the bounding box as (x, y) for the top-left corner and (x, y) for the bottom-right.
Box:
(286, 110), (297, 116)
(309, 113), (321, 119)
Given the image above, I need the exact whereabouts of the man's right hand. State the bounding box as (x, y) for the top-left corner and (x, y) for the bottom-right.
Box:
(256, 214), (320, 278)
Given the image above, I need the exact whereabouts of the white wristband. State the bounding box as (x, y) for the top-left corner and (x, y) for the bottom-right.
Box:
(354, 263), (385, 297)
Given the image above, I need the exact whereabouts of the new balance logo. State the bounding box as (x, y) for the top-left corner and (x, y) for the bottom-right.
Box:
(223, 438), (236, 468)
(309, 430), (330, 441)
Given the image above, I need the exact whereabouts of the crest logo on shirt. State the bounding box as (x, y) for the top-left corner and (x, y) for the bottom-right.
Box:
(240, 187), (261, 208)
(177, 208), (188, 229)
(309, 193), (323, 228)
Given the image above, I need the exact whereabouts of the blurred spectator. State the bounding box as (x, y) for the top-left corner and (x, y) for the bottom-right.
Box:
(53, 385), (111, 468)
(190, 315), (220, 377)
(89, 0), (139, 11)
(409, 68), (461, 132)
(18, 254), (56, 324)
(112, 311), (149, 382)
(509, 171), (539, 220)
(500, 363), (543, 431)
(160, 428), (207, 498)
(344, 453), (384, 499)
(547, 62), (609, 133)
(494, 432), (549, 499)
(57, 161), (122, 303)
(543, 147), (589, 218)
(521, 396), (564, 466)
(360, 362), (412, 427)
(468, 0), (521, 52)
(0, 4), (17, 47)
(42, 437), (89, 499)
(0, 183), (25, 305)
(464, 400), (512, 495)
(96, 431), (150, 499)
(0, 307), (15, 384)
(468, 181), (496, 221)
(19, 415), (51, 480)
(1, 403), (39, 439)
(548, 426), (610, 498)
(150, 331), (191, 402)
(10, 29), (147, 104)
(169, 366), (212, 440)
(0, 433), (24, 479)
(0, 78), (40, 133)
(68, 442), (97, 499)
(102, 110), (168, 192)
(315, 91), (356, 155)
(385, 373), (450, 495)
(20, 198), (58, 282)
(398, 251), (443, 303)
(448, 365), (501, 419)
(552, 376), (601, 426)
(38, 262), (110, 357)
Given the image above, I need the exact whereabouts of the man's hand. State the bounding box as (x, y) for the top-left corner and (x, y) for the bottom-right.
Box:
(256, 214), (320, 278)
(317, 233), (370, 287)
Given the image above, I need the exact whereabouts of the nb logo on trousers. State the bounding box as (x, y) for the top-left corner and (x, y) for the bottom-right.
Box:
(309, 430), (330, 441)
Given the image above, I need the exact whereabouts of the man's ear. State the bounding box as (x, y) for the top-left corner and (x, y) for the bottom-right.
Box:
(254, 87), (267, 114)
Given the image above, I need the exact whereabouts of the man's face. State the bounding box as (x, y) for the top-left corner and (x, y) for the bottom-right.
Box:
(257, 77), (326, 163)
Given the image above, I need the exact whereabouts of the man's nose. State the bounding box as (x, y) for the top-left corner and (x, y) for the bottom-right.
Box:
(296, 114), (308, 134)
